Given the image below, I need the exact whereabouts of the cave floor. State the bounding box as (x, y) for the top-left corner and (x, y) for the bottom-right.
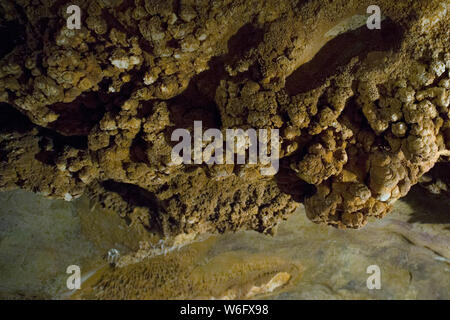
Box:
(0, 187), (449, 299)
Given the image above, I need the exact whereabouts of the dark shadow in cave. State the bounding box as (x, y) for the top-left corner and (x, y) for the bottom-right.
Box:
(47, 91), (109, 137)
(129, 133), (150, 164)
(227, 23), (264, 61)
(0, 103), (88, 165)
(101, 180), (160, 214)
(165, 22), (265, 132)
(0, 102), (33, 134)
(0, 21), (26, 59)
(275, 158), (317, 203)
(0, 102), (87, 149)
(46, 73), (146, 137)
(101, 179), (164, 232)
(405, 163), (450, 229)
(285, 18), (404, 96)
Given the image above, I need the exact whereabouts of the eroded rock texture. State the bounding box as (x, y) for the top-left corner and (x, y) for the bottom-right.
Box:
(0, 0), (449, 238)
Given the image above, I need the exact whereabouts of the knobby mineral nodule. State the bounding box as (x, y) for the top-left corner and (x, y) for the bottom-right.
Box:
(170, 121), (280, 176)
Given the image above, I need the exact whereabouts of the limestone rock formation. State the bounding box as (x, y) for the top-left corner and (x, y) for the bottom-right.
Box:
(0, 0), (448, 240)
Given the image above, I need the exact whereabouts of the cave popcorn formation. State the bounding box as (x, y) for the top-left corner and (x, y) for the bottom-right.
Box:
(0, 0), (448, 243)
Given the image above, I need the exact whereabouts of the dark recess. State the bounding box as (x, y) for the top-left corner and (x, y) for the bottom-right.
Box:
(0, 21), (26, 58)
(285, 18), (404, 95)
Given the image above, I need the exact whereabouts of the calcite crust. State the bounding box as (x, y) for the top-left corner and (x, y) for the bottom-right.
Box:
(0, 0), (449, 237)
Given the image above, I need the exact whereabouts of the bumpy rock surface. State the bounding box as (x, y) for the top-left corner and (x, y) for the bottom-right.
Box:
(0, 0), (449, 237)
